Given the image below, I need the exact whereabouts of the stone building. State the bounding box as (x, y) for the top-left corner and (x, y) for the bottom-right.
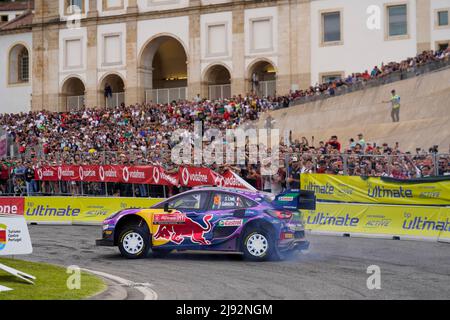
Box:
(0, 0), (449, 113)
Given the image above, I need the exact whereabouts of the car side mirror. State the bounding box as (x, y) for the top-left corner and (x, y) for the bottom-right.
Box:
(298, 190), (316, 210)
(164, 203), (169, 212)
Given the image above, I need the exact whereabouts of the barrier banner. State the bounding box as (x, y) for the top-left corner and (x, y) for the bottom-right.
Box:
(150, 166), (179, 186)
(301, 174), (450, 206)
(179, 166), (218, 187)
(0, 197), (25, 215)
(0, 214), (33, 255)
(219, 170), (257, 190)
(304, 202), (450, 240)
(24, 197), (162, 223)
(34, 165), (256, 190)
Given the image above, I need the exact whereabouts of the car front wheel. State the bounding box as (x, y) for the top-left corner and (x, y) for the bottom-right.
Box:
(118, 226), (150, 259)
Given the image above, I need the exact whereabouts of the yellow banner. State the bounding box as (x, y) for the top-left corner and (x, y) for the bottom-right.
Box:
(304, 202), (450, 240)
(301, 174), (450, 205)
(24, 197), (162, 223)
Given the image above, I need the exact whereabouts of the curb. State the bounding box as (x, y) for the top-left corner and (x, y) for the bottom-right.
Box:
(88, 278), (128, 300)
(83, 268), (158, 300)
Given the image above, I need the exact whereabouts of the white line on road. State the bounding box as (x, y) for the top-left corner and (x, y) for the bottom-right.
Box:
(82, 268), (158, 300)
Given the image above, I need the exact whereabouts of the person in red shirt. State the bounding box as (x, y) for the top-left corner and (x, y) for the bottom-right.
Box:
(326, 135), (341, 152)
(362, 70), (371, 80)
(19, 144), (26, 154)
(0, 163), (9, 193)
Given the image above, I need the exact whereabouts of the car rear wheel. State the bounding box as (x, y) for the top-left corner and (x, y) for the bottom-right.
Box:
(241, 228), (274, 261)
(118, 226), (150, 259)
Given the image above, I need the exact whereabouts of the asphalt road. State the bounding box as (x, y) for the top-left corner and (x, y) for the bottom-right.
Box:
(22, 225), (450, 300)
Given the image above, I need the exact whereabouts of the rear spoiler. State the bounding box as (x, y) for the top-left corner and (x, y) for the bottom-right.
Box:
(272, 189), (316, 211)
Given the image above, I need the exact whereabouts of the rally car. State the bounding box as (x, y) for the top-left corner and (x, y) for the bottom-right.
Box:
(96, 187), (315, 261)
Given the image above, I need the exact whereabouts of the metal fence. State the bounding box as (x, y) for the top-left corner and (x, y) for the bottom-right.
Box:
(256, 80), (276, 98)
(209, 84), (231, 100)
(106, 92), (125, 109)
(288, 58), (450, 107)
(1, 151), (449, 197)
(146, 87), (187, 104)
(66, 95), (85, 111)
(280, 153), (450, 177)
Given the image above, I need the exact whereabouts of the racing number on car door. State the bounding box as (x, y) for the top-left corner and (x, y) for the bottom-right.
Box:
(209, 192), (251, 229)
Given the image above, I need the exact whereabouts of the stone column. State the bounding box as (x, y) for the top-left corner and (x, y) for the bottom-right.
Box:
(86, 1), (98, 108)
(297, 0), (311, 90)
(125, 17), (140, 105)
(188, 7), (202, 100)
(276, 0), (292, 96)
(31, 0), (44, 111)
(416, 0), (431, 52)
(231, 2), (245, 97)
(32, 0), (60, 111)
(127, 0), (139, 14)
(44, 24), (60, 111)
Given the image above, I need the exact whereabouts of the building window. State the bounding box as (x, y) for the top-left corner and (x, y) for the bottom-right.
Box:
(64, 38), (83, 69)
(8, 44), (29, 84)
(438, 10), (449, 27)
(250, 18), (273, 52)
(103, 34), (122, 66)
(1, 15), (8, 22)
(65, 0), (85, 14)
(322, 11), (341, 44)
(103, 0), (125, 11)
(206, 23), (227, 57)
(436, 41), (449, 52)
(322, 73), (342, 83)
(19, 49), (29, 82)
(387, 4), (408, 37)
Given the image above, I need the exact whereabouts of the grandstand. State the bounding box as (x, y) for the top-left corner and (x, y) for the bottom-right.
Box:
(259, 63), (450, 153)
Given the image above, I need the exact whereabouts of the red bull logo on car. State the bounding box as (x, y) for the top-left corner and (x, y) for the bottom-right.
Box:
(154, 214), (213, 245)
(0, 223), (7, 250)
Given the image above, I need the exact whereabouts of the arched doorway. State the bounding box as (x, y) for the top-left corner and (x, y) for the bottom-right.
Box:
(99, 73), (125, 108)
(8, 44), (29, 84)
(248, 60), (276, 98)
(139, 35), (188, 104)
(61, 77), (85, 111)
(204, 64), (231, 100)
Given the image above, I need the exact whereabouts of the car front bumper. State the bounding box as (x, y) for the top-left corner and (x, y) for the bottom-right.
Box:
(96, 238), (114, 247)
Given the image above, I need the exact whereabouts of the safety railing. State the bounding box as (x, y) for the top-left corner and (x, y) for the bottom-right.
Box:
(66, 95), (85, 111)
(1, 152), (448, 197)
(106, 92), (125, 109)
(288, 57), (450, 107)
(145, 87), (187, 104)
(208, 84), (231, 100)
(4, 150), (450, 171)
(256, 80), (276, 98)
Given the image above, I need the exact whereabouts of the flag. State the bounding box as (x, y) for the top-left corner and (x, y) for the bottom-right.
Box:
(0, 133), (7, 159)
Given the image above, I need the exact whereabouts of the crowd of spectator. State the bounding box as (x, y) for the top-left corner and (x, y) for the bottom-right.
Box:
(288, 48), (450, 101)
(1, 48), (450, 196)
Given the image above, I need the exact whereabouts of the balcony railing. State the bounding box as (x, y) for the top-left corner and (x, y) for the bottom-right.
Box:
(106, 92), (125, 109)
(66, 95), (85, 111)
(146, 87), (187, 104)
(209, 84), (231, 100)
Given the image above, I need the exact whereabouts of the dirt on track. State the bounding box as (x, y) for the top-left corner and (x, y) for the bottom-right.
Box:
(21, 224), (450, 299)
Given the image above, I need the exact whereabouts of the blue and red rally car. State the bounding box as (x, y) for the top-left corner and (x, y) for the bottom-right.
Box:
(96, 187), (315, 261)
